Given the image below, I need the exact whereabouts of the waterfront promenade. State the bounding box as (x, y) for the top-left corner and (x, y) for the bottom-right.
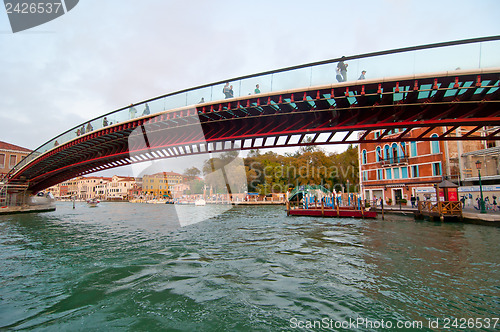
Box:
(379, 205), (500, 225)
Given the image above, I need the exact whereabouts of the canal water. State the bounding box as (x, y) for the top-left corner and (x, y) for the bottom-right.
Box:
(1, 202), (499, 331)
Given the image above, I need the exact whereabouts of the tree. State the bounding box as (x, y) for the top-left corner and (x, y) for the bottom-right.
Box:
(183, 166), (201, 181)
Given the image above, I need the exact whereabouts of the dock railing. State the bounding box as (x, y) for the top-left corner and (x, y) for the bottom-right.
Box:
(417, 201), (463, 218)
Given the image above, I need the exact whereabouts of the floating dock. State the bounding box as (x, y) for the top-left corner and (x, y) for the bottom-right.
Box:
(0, 205), (56, 215)
(287, 207), (377, 218)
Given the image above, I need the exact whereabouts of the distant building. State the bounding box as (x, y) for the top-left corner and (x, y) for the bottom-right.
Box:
(48, 175), (135, 200)
(0, 141), (32, 178)
(358, 126), (499, 204)
(106, 175), (136, 200)
(142, 171), (183, 199)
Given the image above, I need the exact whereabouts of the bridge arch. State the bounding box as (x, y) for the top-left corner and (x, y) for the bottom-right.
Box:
(2, 35), (500, 192)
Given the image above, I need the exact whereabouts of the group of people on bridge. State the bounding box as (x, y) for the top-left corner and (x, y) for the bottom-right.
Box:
(70, 58), (367, 145)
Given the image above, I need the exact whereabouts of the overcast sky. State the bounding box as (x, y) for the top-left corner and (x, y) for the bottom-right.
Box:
(1, 0), (499, 174)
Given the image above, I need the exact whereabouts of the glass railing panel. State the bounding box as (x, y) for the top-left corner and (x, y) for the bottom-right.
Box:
(163, 93), (187, 112)
(186, 86), (212, 106)
(414, 43), (480, 74)
(310, 63), (337, 86)
(239, 74), (273, 97)
(143, 98), (164, 116)
(271, 67), (311, 92)
(479, 40), (500, 68)
(357, 51), (416, 80)
(108, 108), (130, 125)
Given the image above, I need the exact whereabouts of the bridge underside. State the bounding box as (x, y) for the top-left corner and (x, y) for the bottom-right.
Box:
(11, 70), (500, 192)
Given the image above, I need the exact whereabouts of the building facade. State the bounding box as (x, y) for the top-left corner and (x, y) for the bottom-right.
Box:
(142, 172), (183, 199)
(0, 141), (32, 178)
(106, 175), (135, 200)
(358, 126), (498, 205)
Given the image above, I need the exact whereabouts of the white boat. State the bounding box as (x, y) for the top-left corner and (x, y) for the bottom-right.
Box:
(87, 198), (99, 207)
(194, 199), (206, 206)
(30, 191), (55, 206)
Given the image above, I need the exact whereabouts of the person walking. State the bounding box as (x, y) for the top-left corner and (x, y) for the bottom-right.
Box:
(335, 67), (343, 82)
(338, 56), (348, 82)
(223, 83), (231, 98)
(129, 104), (137, 119)
(142, 103), (150, 116)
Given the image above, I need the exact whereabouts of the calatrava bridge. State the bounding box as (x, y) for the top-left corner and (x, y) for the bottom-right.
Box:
(3, 36), (500, 193)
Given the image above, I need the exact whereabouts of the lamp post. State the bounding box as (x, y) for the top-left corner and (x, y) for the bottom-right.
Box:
(475, 160), (486, 214)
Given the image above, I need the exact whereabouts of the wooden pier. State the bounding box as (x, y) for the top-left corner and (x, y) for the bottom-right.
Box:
(415, 201), (463, 221)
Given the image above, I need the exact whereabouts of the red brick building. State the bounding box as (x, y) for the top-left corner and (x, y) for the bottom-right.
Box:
(358, 127), (487, 205)
(0, 141), (32, 178)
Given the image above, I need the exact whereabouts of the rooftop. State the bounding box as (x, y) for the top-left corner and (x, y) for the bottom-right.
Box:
(0, 141), (32, 153)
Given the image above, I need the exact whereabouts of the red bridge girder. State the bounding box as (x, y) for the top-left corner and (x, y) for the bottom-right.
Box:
(10, 69), (500, 192)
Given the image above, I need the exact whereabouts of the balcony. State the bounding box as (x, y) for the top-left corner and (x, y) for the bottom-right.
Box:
(380, 156), (408, 167)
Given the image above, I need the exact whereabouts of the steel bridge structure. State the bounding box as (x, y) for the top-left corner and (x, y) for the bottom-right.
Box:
(2, 36), (500, 194)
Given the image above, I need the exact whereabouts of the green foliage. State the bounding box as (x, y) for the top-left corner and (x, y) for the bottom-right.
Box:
(183, 147), (360, 195)
(244, 146), (359, 194)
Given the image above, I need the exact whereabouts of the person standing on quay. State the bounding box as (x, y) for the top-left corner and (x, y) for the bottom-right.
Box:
(338, 56), (348, 82)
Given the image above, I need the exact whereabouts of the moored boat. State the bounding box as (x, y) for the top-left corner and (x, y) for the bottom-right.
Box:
(194, 199), (206, 206)
(87, 198), (99, 207)
(286, 185), (377, 219)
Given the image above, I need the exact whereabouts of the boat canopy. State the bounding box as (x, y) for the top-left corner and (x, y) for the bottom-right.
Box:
(288, 185), (331, 202)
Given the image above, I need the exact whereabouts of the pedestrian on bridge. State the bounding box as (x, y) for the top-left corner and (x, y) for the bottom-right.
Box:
(129, 104), (137, 119)
(223, 83), (231, 98)
(142, 103), (150, 116)
(335, 67), (343, 82)
(358, 70), (366, 80)
(338, 56), (348, 82)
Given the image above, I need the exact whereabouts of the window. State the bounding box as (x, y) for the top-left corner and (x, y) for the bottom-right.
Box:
(362, 150), (367, 165)
(384, 145), (390, 161)
(0, 154), (4, 168)
(9, 155), (16, 168)
(362, 171), (368, 181)
(391, 143), (398, 162)
(411, 165), (419, 178)
(401, 167), (408, 179)
(393, 168), (400, 179)
(386, 168), (392, 180)
(410, 141), (417, 157)
(433, 162), (442, 176)
(376, 147), (382, 162)
(377, 169), (384, 180)
(431, 134), (440, 154)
